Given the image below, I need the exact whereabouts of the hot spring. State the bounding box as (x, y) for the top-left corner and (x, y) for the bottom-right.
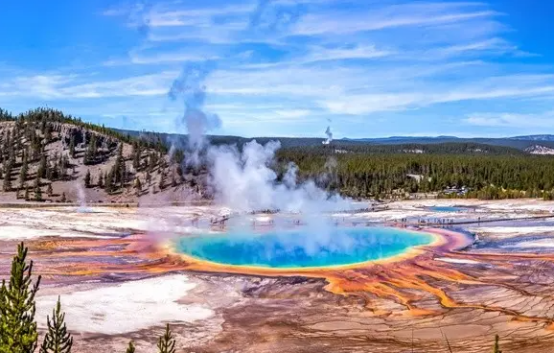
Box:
(428, 206), (468, 213)
(175, 226), (435, 269)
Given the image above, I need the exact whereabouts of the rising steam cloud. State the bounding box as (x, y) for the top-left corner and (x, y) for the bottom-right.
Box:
(207, 140), (351, 213)
(168, 63), (222, 165)
(162, 0), (354, 216)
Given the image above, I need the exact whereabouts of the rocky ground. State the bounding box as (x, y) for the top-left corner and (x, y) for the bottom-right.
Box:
(1, 200), (554, 352)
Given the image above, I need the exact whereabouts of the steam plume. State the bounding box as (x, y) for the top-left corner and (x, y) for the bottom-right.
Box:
(162, 0), (354, 216)
(207, 140), (351, 213)
(322, 126), (333, 145)
(168, 63), (222, 165)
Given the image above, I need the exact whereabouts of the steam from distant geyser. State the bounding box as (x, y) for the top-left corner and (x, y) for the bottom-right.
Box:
(322, 126), (333, 145)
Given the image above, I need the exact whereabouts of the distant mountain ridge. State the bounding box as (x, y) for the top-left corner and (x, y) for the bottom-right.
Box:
(341, 135), (554, 151)
(510, 135), (554, 141)
(117, 129), (554, 153)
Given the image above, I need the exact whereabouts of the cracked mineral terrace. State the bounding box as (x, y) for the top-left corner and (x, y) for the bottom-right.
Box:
(1, 200), (554, 352)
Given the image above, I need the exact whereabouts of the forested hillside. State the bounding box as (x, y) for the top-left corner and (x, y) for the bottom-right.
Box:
(2, 106), (554, 203)
(0, 108), (204, 204)
(277, 146), (554, 200)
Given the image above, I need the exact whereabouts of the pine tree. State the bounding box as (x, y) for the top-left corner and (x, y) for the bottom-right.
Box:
(38, 154), (47, 179)
(134, 177), (142, 196)
(84, 170), (91, 189)
(61, 192), (66, 203)
(19, 159), (28, 188)
(105, 169), (113, 193)
(84, 134), (97, 165)
(24, 187), (30, 201)
(3, 163), (12, 192)
(493, 335), (502, 353)
(132, 143), (141, 171)
(0, 242), (41, 353)
(125, 341), (135, 353)
(97, 173), (103, 188)
(149, 153), (158, 171)
(159, 171), (165, 190)
(157, 324), (175, 353)
(44, 124), (52, 142)
(114, 144), (127, 187)
(39, 297), (73, 353)
(46, 184), (53, 197)
(69, 135), (75, 159)
(120, 163), (127, 187)
(35, 186), (42, 202)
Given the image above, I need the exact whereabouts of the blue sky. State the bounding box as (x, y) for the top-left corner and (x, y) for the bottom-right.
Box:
(1, 0), (553, 138)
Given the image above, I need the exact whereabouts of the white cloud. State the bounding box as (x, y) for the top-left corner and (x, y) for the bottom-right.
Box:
(145, 4), (254, 28)
(316, 72), (554, 115)
(321, 84), (554, 115)
(0, 72), (177, 99)
(274, 109), (312, 118)
(0, 75), (76, 99)
(465, 111), (554, 128)
(432, 37), (516, 57)
(290, 3), (499, 36)
(129, 50), (219, 65)
(300, 44), (392, 63)
(2, 0), (550, 137)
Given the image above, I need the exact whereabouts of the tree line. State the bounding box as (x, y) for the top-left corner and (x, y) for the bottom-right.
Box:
(0, 108), (167, 153)
(277, 146), (554, 200)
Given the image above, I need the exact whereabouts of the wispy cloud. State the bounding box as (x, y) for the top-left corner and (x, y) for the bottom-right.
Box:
(2, 0), (552, 138)
(301, 44), (392, 63)
(274, 109), (312, 118)
(290, 2), (499, 36)
(465, 111), (554, 128)
(0, 74), (76, 99)
(320, 74), (554, 115)
(0, 72), (176, 99)
(146, 4), (254, 28)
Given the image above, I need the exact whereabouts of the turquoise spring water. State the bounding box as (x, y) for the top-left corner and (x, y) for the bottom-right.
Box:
(175, 227), (434, 269)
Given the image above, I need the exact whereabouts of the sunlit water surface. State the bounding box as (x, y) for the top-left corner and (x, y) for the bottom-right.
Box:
(175, 227), (434, 269)
(428, 206), (468, 213)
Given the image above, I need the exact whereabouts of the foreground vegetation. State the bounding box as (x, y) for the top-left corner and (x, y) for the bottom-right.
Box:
(0, 242), (505, 352)
(0, 243), (177, 353)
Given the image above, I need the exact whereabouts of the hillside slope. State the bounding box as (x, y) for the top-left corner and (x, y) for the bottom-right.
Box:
(0, 108), (203, 204)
